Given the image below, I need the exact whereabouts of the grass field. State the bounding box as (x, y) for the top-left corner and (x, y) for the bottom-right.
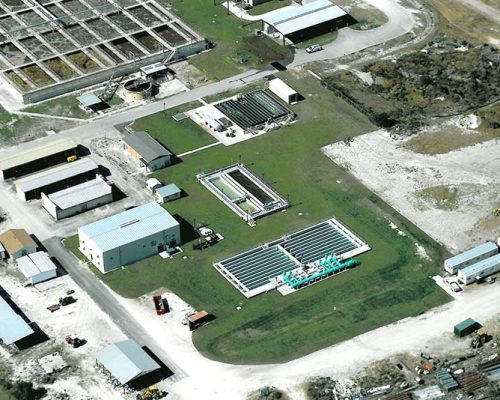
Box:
(169, 0), (292, 80)
(131, 103), (217, 154)
(66, 73), (450, 364)
(246, 0), (292, 16)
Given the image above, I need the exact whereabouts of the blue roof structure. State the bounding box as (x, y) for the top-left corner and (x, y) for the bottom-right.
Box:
(79, 202), (179, 252)
(156, 184), (181, 198)
(97, 340), (160, 385)
(262, 0), (347, 36)
(0, 296), (34, 345)
(76, 93), (102, 108)
(459, 253), (500, 278)
(445, 242), (498, 268)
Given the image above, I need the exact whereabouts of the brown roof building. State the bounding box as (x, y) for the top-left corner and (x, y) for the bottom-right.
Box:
(0, 229), (37, 260)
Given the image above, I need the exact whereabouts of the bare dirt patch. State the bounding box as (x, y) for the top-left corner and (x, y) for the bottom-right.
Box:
(323, 129), (500, 252)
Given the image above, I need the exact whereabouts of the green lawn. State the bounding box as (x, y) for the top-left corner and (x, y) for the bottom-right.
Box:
(247, 0), (292, 16)
(66, 73), (450, 364)
(169, 0), (293, 80)
(131, 103), (217, 154)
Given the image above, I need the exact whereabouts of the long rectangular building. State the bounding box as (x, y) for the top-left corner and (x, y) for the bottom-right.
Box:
(0, 139), (77, 181)
(457, 253), (500, 285)
(0, 295), (34, 346)
(15, 158), (98, 202)
(78, 202), (181, 273)
(444, 242), (498, 274)
(262, 0), (354, 43)
(41, 176), (113, 220)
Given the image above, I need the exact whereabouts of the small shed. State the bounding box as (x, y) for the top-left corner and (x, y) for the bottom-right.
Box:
(188, 310), (209, 331)
(0, 242), (5, 260)
(155, 184), (181, 204)
(97, 339), (160, 385)
(0, 229), (37, 260)
(16, 251), (57, 284)
(77, 93), (104, 111)
(454, 318), (482, 337)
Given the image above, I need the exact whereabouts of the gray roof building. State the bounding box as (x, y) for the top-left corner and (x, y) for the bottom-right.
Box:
(46, 177), (112, 211)
(123, 131), (172, 165)
(97, 340), (160, 385)
(444, 242), (498, 274)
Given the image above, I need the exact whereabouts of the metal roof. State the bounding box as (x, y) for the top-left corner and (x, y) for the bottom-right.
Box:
(269, 78), (298, 97)
(47, 176), (112, 210)
(0, 229), (37, 255)
(78, 202), (179, 252)
(0, 139), (76, 172)
(445, 242), (498, 268)
(156, 184), (181, 198)
(458, 253), (500, 278)
(262, 0), (347, 36)
(0, 296), (34, 345)
(140, 62), (167, 75)
(17, 251), (57, 279)
(15, 158), (98, 193)
(76, 93), (102, 108)
(122, 131), (172, 164)
(97, 339), (160, 385)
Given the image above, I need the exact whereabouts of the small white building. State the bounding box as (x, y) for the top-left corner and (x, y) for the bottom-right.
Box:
(16, 251), (57, 284)
(41, 176), (113, 220)
(457, 253), (500, 285)
(155, 184), (181, 203)
(78, 202), (181, 273)
(268, 78), (299, 104)
(444, 242), (498, 274)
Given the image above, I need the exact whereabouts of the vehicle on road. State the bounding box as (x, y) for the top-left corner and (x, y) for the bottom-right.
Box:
(306, 45), (323, 54)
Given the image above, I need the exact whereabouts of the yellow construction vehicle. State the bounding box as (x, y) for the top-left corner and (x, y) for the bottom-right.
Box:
(471, 329), (491, 349)
(493, 208), (500, 217)
(67, 155), (78, 162)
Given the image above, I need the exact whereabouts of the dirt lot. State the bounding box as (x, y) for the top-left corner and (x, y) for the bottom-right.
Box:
(0, 266), (128, 399)
(323, 128), (499, 253)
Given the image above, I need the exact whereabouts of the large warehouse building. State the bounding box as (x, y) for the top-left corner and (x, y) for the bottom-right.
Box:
(444, 242), (498, 274)
(0, 139), (77, 181)
(262, 0), (355, 43)
(123, 131), (173, 172)
(15, 158), (99, 201)
(41, 176), (113, 220)
(78, 202), (181, 273)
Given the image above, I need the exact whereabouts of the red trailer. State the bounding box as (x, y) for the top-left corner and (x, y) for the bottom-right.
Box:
(153, 295), (165, 315)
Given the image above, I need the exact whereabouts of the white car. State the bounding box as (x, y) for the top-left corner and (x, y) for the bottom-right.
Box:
(306, 44), (323, 54)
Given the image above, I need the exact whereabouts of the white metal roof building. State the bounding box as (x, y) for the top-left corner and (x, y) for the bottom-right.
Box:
(16, 251), (58, 285)
(0, 296), (34, 346)
(97, 340), (160, 385)
(444, 242), (498, 274)
(78, 202), (181, 273)
(0, 139), (77, 180)
(458, 253), (500, 285)
(268, 77), (299, 104)
(15, 158), (99, 201)
(41, 176), (113, 220)
(262, 0), (351, 42)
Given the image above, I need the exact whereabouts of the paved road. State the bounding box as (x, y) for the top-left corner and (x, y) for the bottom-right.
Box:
(43, 236), (187, 381)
